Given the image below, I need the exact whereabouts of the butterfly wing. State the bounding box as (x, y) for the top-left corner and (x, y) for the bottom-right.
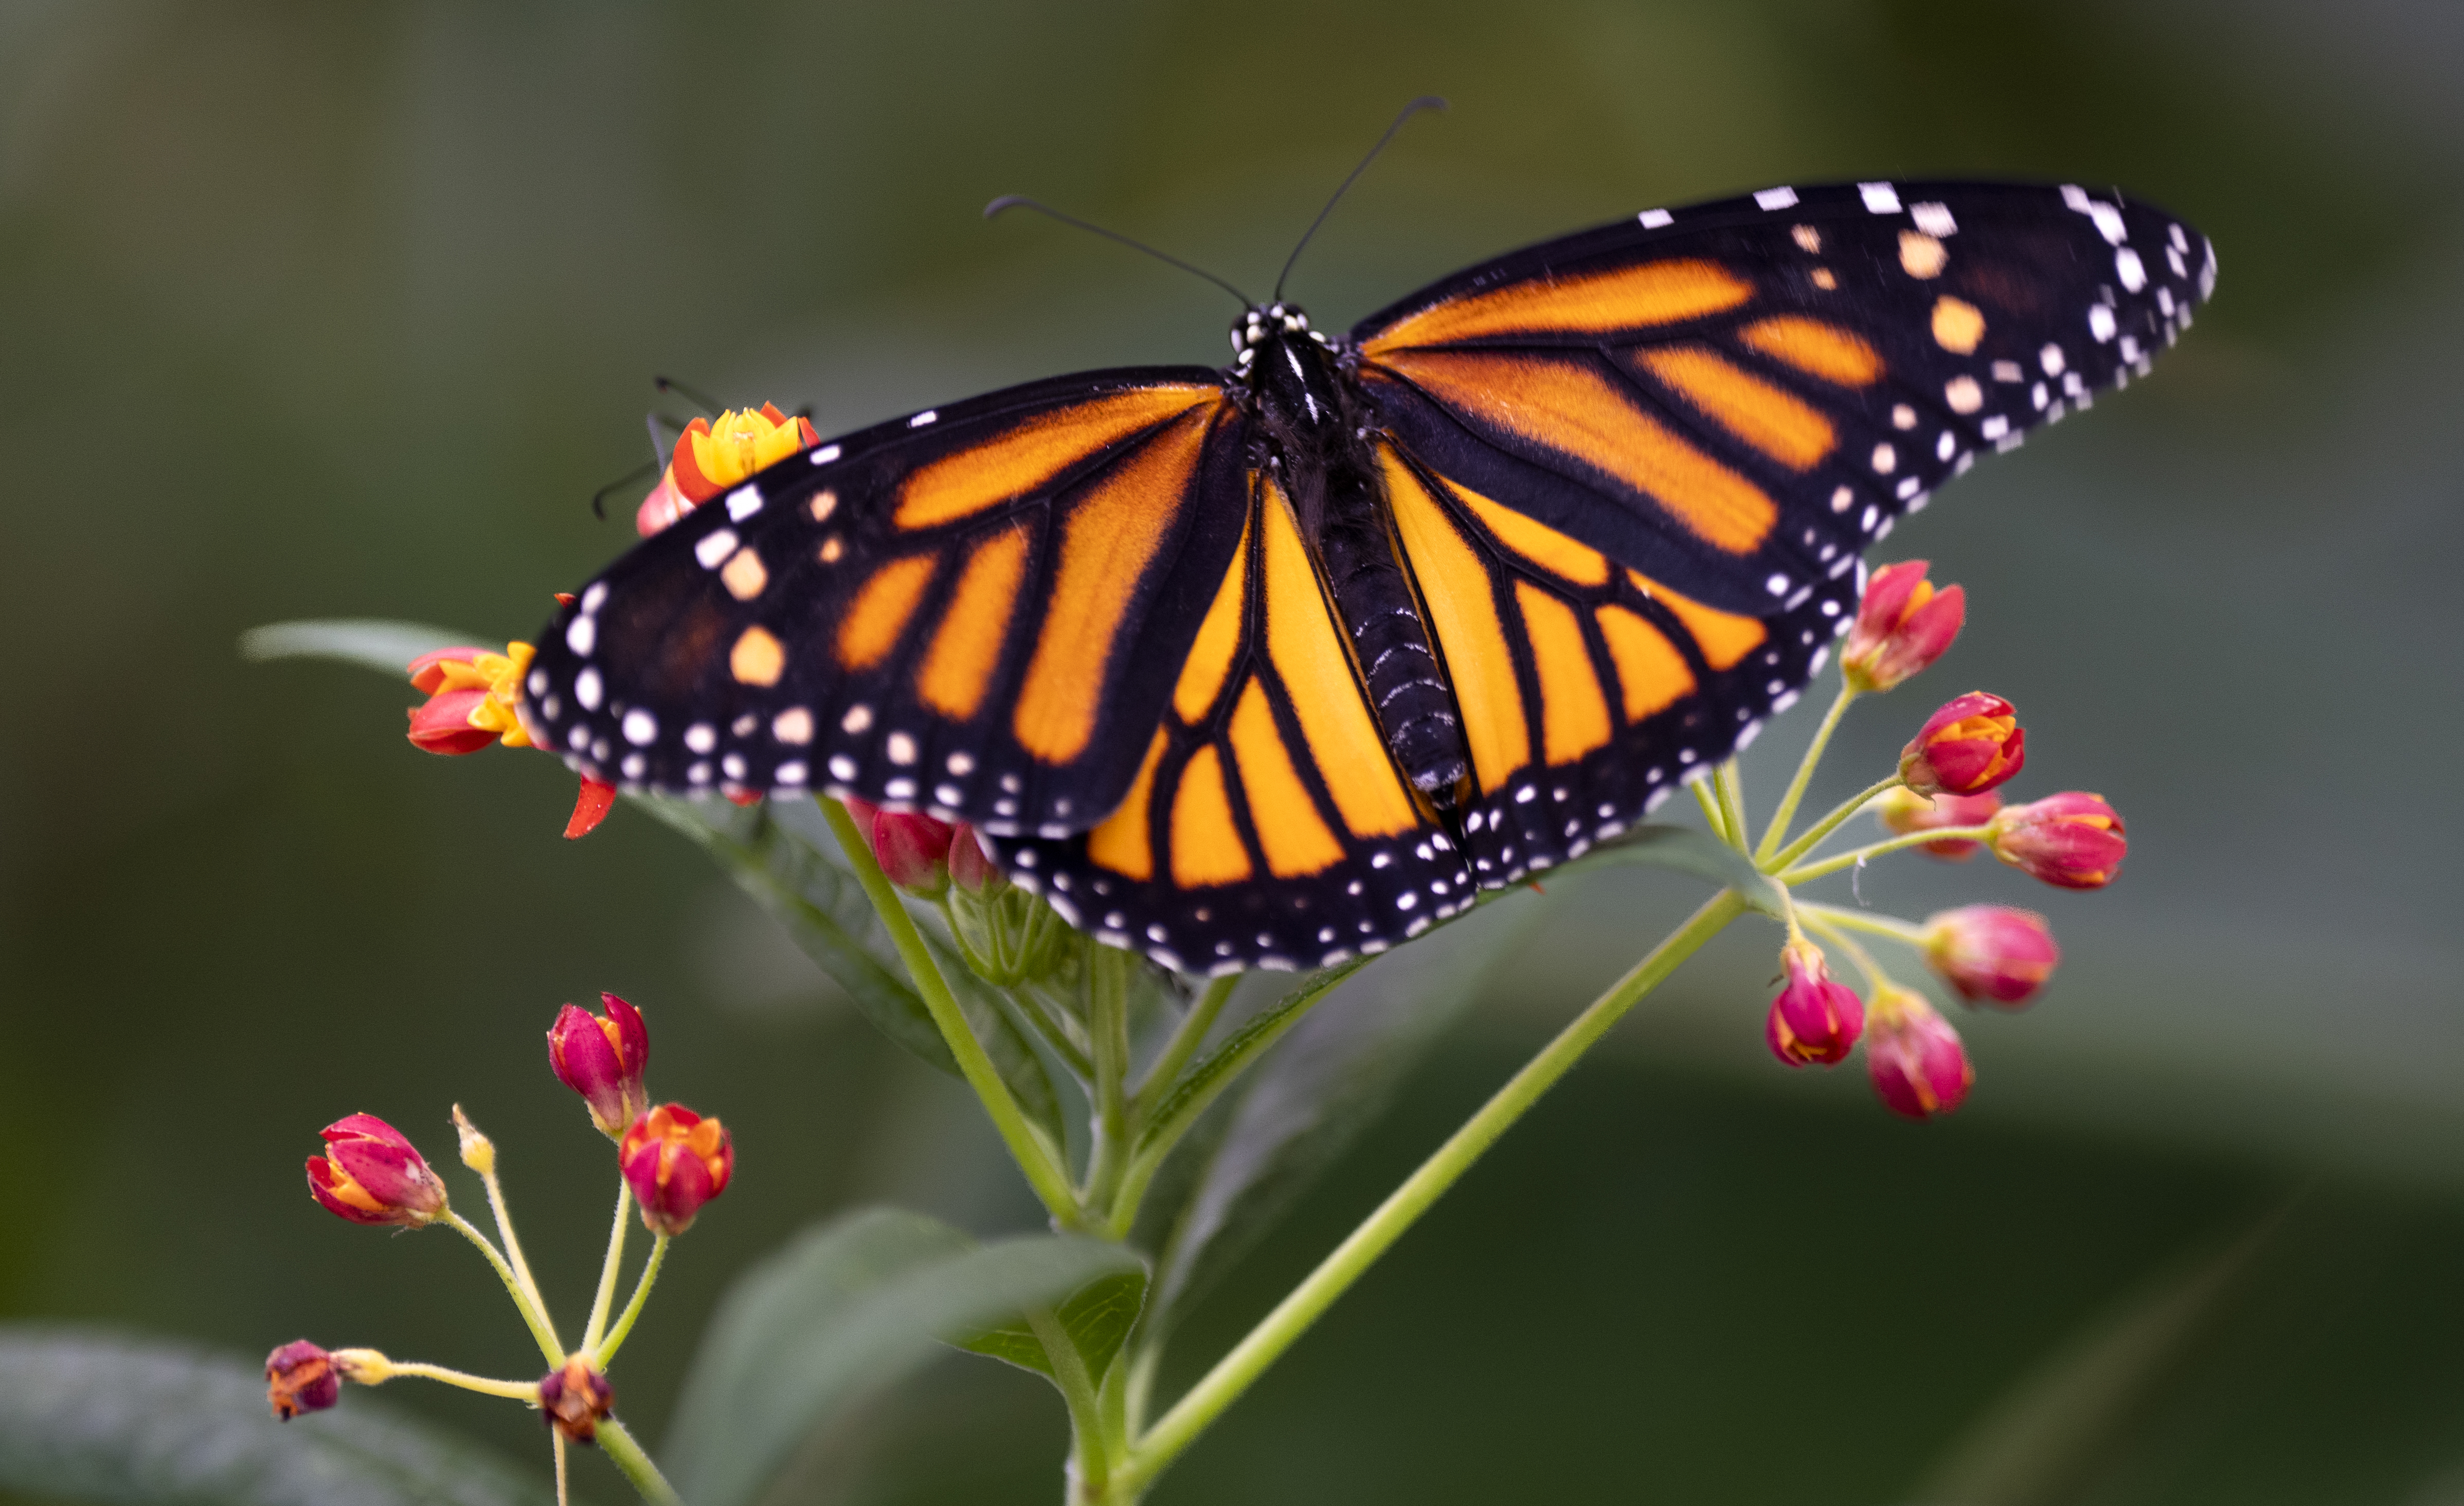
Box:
(1350, 180), (2211, 881)
(985, 473), (1473, 973)
(520, 369), (1252, 836)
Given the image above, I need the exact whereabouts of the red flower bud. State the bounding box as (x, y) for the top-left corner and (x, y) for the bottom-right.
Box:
(947, 823), (1006, 895)
(403, 645), (534, 754)
(405, 686), (497, 754)
(1924, 906), (2061, 1006)
(306, 1114), (447, 1227)
(1898, 691), (2026, 797)
(620, 1103), (733, 1236)
(1988, 792), (2128, 890)
(548, 993), (650, 1137)
(266, 1340), (340, 1420)
(1864, 988), (1973, 1119)
(1764, 938), (1865, 1066)
(1874, 785), (2003, 858)
(565, 774), (618, 839)
(538, 1355), (617, 1443)
(840, 796), (959, 895)
(1842, 560), (1965, 692)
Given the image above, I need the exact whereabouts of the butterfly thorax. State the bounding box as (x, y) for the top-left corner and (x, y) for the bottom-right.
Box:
(1234, 304), (1470, 803)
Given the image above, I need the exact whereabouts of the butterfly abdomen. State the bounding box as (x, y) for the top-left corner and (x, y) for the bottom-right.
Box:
(1317, 482), (1467, 798)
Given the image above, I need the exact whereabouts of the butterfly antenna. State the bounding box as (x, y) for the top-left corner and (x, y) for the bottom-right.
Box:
(985, 195), (1252, 308)
(590, 457), (659, 521)
(653, 374), (725, 416)
(1275, 96), (1448, 302)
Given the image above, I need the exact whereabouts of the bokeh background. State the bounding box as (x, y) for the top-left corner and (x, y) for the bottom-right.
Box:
(4, 1), (2460, 1502)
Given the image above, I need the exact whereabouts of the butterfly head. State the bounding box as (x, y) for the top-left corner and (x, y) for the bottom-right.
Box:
(1231, 302), (1334, 365)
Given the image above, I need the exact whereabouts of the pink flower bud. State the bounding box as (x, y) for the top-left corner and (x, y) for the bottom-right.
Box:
(1764, 938), (1865, 1066)
(621, 1103), (733, 1236)
(548, 993), (650, 1137)
(947, 823), (1006, 895)
(405, 686), (497, 754)
(841, 796), (959, 895)
(1864, 988), (1973, 1119)
(306, 1114), (447, 1227)
(1899, 691), (2026, 797)
(266, 1340), (340, 1420)
(1925, 906), (2061, 1006)
(538, 1355), (617, 1443)
(1875, 785), (2003, 858)
(1988, 792), (2128, 889)
(1842, 560), (1965, 692)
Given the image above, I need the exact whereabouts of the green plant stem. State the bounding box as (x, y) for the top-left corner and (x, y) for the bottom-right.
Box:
(442, 1211), (564, 1364)
(1714, 759), (1751, 852)
(1082, 946), (1134, 1210)
(1766, 776), (1907, 873)
(1690, 776), (1729, 842)
(553, 1431), (568, 1506)
(598, 1418), (686, 1506)
(1031, 1305), (1114, 1504)
(1113, 888), (1748, 1498)
(1011, 984), (1096, 1082)
(474, 1156), (554, 1348)
(1757, 682), (1857, 861)
(1799, 911), (1892, 991)
(1132, 974), (1239, 1121)
(1781, 822), (1993, 884)
(592, 1233), (669, 1366)
(353, 1358), (540, 1401)
(821, 795), (1081, 1226)
(1796, 902), (1929, 947)
(580, 1183), (632, 1354)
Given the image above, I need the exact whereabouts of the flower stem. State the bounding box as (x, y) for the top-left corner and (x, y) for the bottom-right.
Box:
(1765, 776), (1907, 874)
(1113, 888), (1747, 1497)
(1082, 946), (1134, 1209)
(580, 1183), (632, 1355)
(1031, 1304), (1116, 1503)
(1780, 822), (1993, 884)
(820, 795), (1081, 1226)
(1757, 682), (1857, 862)
(1131, 974), (1239, 1121)
(597, 1418), (686, 1506)
(337, 1352), (539, 1401)
(442, 1211), (564, 1364)
(1714, 759), (1751, 853)
(1799, 911), (1893, 992)
(592, 1233), (669, 1367)
(1796, 902), (1929, 947)
(1690, 775), (1729, 843)
(466, 1133), (555, 1347)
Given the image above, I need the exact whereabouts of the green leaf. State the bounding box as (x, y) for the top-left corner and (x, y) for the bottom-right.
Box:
(239, 619), (476, 677)
(0, 1326), (557, 1506)
(664, 1208), (1142, 1506)
(955, 1268), (1149, 1381)
(1139, 899), (1548, 1338)
(1555, 822), (1791, 917)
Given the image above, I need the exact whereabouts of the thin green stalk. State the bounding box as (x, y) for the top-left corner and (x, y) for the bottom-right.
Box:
(1766, 775), (1906, 873)
(1132, 974), (1239, 1121)
(598, 1418), (686, 1506)
(821, 796), (1080, 1225)
(1757, 682), (1857, 861)
(465, 1135), (554, 1341)
(1011, 984), (1096, 1082)
(1781, 822), (1993, 884)
(553, 1431), (568, 1506)
(1796, 902), (1929, 947)
(342, 1354), (539, 1401)
(1031, 1305), (1114, 1504)
(1690, 775), (1729, 842)
(1799, 911), (1892, 991)
(580, 1183), (631, 1354)
(1114, 889), (1748, 1497)
(1715, 759), (1751, 853)
(592, 1233), (669, 1366)
(1101, 963), (1363, 1241)
(442, 1211), (564, 1364)
(1082, 946), (1134, 1208)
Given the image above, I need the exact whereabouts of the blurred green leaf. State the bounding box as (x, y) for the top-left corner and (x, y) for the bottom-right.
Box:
(955, 1268), (1149, 1383)
(239, 619), (474, 678)
(1913, 1202), (2289, 1506)
(1138, 902), (1546, 1338)
(664, 1209), (1141, 1506)
(1557, 823), (1790, 917)
(0, 1326), (556, 1506)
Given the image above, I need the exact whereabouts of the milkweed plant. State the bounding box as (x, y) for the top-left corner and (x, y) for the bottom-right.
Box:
(205, 433), (2135, 1506)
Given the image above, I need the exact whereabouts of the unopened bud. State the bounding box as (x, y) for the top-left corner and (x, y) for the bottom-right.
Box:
(538, 1355), (617, 1444)
(266, 1341), (339, 1420)
(1899, 692), (2026, 797)
(1764, 939), (1864, 1067)
(1864, 987), (1973, 1119)
(1841, 560), (1964, 692)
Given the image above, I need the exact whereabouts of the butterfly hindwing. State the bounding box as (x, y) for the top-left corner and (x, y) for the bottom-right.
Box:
(521, 369), (1252, 835)
(988, 474), (1472, 973)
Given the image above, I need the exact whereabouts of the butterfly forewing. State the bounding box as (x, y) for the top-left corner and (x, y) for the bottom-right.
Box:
(521, 368), (1251, 834)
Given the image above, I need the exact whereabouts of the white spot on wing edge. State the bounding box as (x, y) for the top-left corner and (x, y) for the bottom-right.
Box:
(726, 485), (762, 521)
(1858, 182), (1901, 214)
(1753, 186), (1798, 210)
(1637, 208), (1673, 228)
(908, 409), (938, 428)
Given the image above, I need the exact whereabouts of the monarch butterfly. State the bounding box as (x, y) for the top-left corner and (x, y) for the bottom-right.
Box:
(518, 174), (2212, 974)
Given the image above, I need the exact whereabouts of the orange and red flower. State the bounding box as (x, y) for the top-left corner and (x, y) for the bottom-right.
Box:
(1864, 988), (1973, 1119)
(1988, 792), (2129, 889)
(637, 405), (821, 537)
(620, 1104), (733, 1236)
(1764, 939), (1865, 1067)
(1842, 560), (1965, 692)
(1923, 906), (2061, 1006)
(306, 1114), (447, 1228)
(548, 993), (651, 1138)
(1899, 692), (2027, 797)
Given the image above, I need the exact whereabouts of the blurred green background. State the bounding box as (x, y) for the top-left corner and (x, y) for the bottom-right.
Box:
(4, 0), (2460, 1501)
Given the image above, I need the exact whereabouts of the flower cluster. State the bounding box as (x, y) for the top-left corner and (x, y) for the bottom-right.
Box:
(272, 991), (728, 1496)
(1747, 560), (2129, 1119)
(405, 643), (618, 838)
